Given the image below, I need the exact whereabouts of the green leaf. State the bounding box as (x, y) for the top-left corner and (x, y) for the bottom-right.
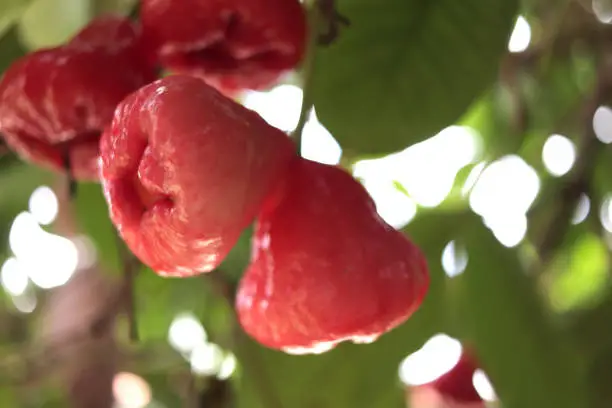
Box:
(91, 0), (137, 15)
(0, 26), (26, 74)
(548, 233), (610, 312)
(520, 53), (596, 137)
(73, 182), (120, 272)
(0, 0), (31, 38)
(312, 0), (519, 155)
(0, 387), (17, 407)
(566, 288), (612, 360)
(457, 222), (588, 408)
(18, 0), (91, 49)
(136, 271), (231, 343)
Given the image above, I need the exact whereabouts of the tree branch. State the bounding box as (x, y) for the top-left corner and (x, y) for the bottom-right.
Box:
(316, 0), (350, 46)
(535, 60), (612, 265)
(292, 3), (321, 155)
(115, 233), (141, 343)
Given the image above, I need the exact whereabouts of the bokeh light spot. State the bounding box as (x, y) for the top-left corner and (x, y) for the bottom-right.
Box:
(168, 313), (207, 354)
(113, 372), (152, 408)
(542, 134), (576, 177)
(593, 105), (612, 143)
(593, 0), (612, 23)
(12, 292), (36, 314)
(399, 334), (463, 386)
(354, 126), (479, 212)
(28, 186), (58, 225)
(242, 85), (302, 132)
(301, 109), (342, 165)
(1, 257), (29, 296)
(190, 342), (225, 376)
(441, 241), (468, 278)
(217, 352), (238, 380)
(572, 194), (591, 225)
(473, 369), (497, 402)
(508, 16), (531, 53)
(470, 156), (539, 246)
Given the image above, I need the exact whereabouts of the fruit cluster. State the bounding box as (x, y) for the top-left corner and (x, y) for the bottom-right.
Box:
(0, 2), (429, 353)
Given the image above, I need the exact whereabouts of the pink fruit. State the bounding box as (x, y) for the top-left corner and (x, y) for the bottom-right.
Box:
(428, 352), (484, 405)
(100, 75), (295, 277)
(0, 15), (155, 180)
(140, 0), (307, 94)
(236, 157), (430, 354)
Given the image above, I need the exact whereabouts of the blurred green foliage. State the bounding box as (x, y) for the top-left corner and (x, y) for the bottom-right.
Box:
(0, 0), (612, 407)
(312, 0), (519, 155)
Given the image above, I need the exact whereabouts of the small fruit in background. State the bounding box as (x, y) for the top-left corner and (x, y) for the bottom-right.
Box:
(140, 0), (307, 95)
(236, 157), (430, 354)
(100, 75), (295, 277)
(427, 352), (484, 406)
(401, 336), (492, 408)
(0, 15), (155, 180)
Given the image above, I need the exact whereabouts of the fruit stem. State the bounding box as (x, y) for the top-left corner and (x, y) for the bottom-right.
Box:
(292, 2), (322, 156)
(62, 152), (78, 199)
(115, 232), (141, 342)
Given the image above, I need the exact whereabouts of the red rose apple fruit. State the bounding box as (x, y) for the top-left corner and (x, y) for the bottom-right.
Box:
(100, 75), (295, 277)
(140, 0), (307, 94)
(236, 157), (430, 354)
(428, 352), (484, 405)
(0, 15), (155, 180)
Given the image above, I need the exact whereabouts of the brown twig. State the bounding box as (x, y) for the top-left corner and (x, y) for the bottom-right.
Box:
(62, 152), (78, 200)
(535, 59), (612, 266)
(316, 0), (350, 46)
(503, 21), (612, 72)
(204, 271), (284, 408)
(0, 289), (120, 385)
(0, 139), (8, 156)
(115, 233), (141, 343)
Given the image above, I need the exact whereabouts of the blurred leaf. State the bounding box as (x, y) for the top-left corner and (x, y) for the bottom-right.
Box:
(0, 388), (17, 406)
(566, 289), (612, 407)
(522, 53), (596, 136)
(18, 0), (90, 49)
(234, 211), (473, 408)
(312, 0), (519, 155)
(548, 233), (610, 312)
(73, 182), (120, 272)
(457, 222), (588, 408)
(218, 227), (252, 284)
(593, 144), (612, 198)
(566, 287), (612, 356)
(0, 0), (31, 38)
(143, 372), (185, 407)
(136, 272), (219, 342)
(0, 163), (53, 259)
(0, 26), (26, 73)
(91, 0), (136, 15)
(458, 88), (520, 158)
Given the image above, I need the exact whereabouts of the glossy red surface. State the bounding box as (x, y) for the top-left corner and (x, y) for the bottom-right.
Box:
(140, 0), (307, 94)
(100, 75), (295, 277)
(236, 157), (430, 354)
(0, 15), (155, 180)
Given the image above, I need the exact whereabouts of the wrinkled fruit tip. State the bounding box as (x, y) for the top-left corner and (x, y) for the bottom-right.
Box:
(281, 341), (337, 356)
(350, 333), (380, 345)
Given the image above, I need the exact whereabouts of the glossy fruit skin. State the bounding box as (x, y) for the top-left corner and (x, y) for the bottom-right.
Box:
(236, 157), (430, 354)
(100, 75), (295, 277)
(429, 353), (484, 405)
(140, 0), (307, 94)
(0, 15), (155, 180)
